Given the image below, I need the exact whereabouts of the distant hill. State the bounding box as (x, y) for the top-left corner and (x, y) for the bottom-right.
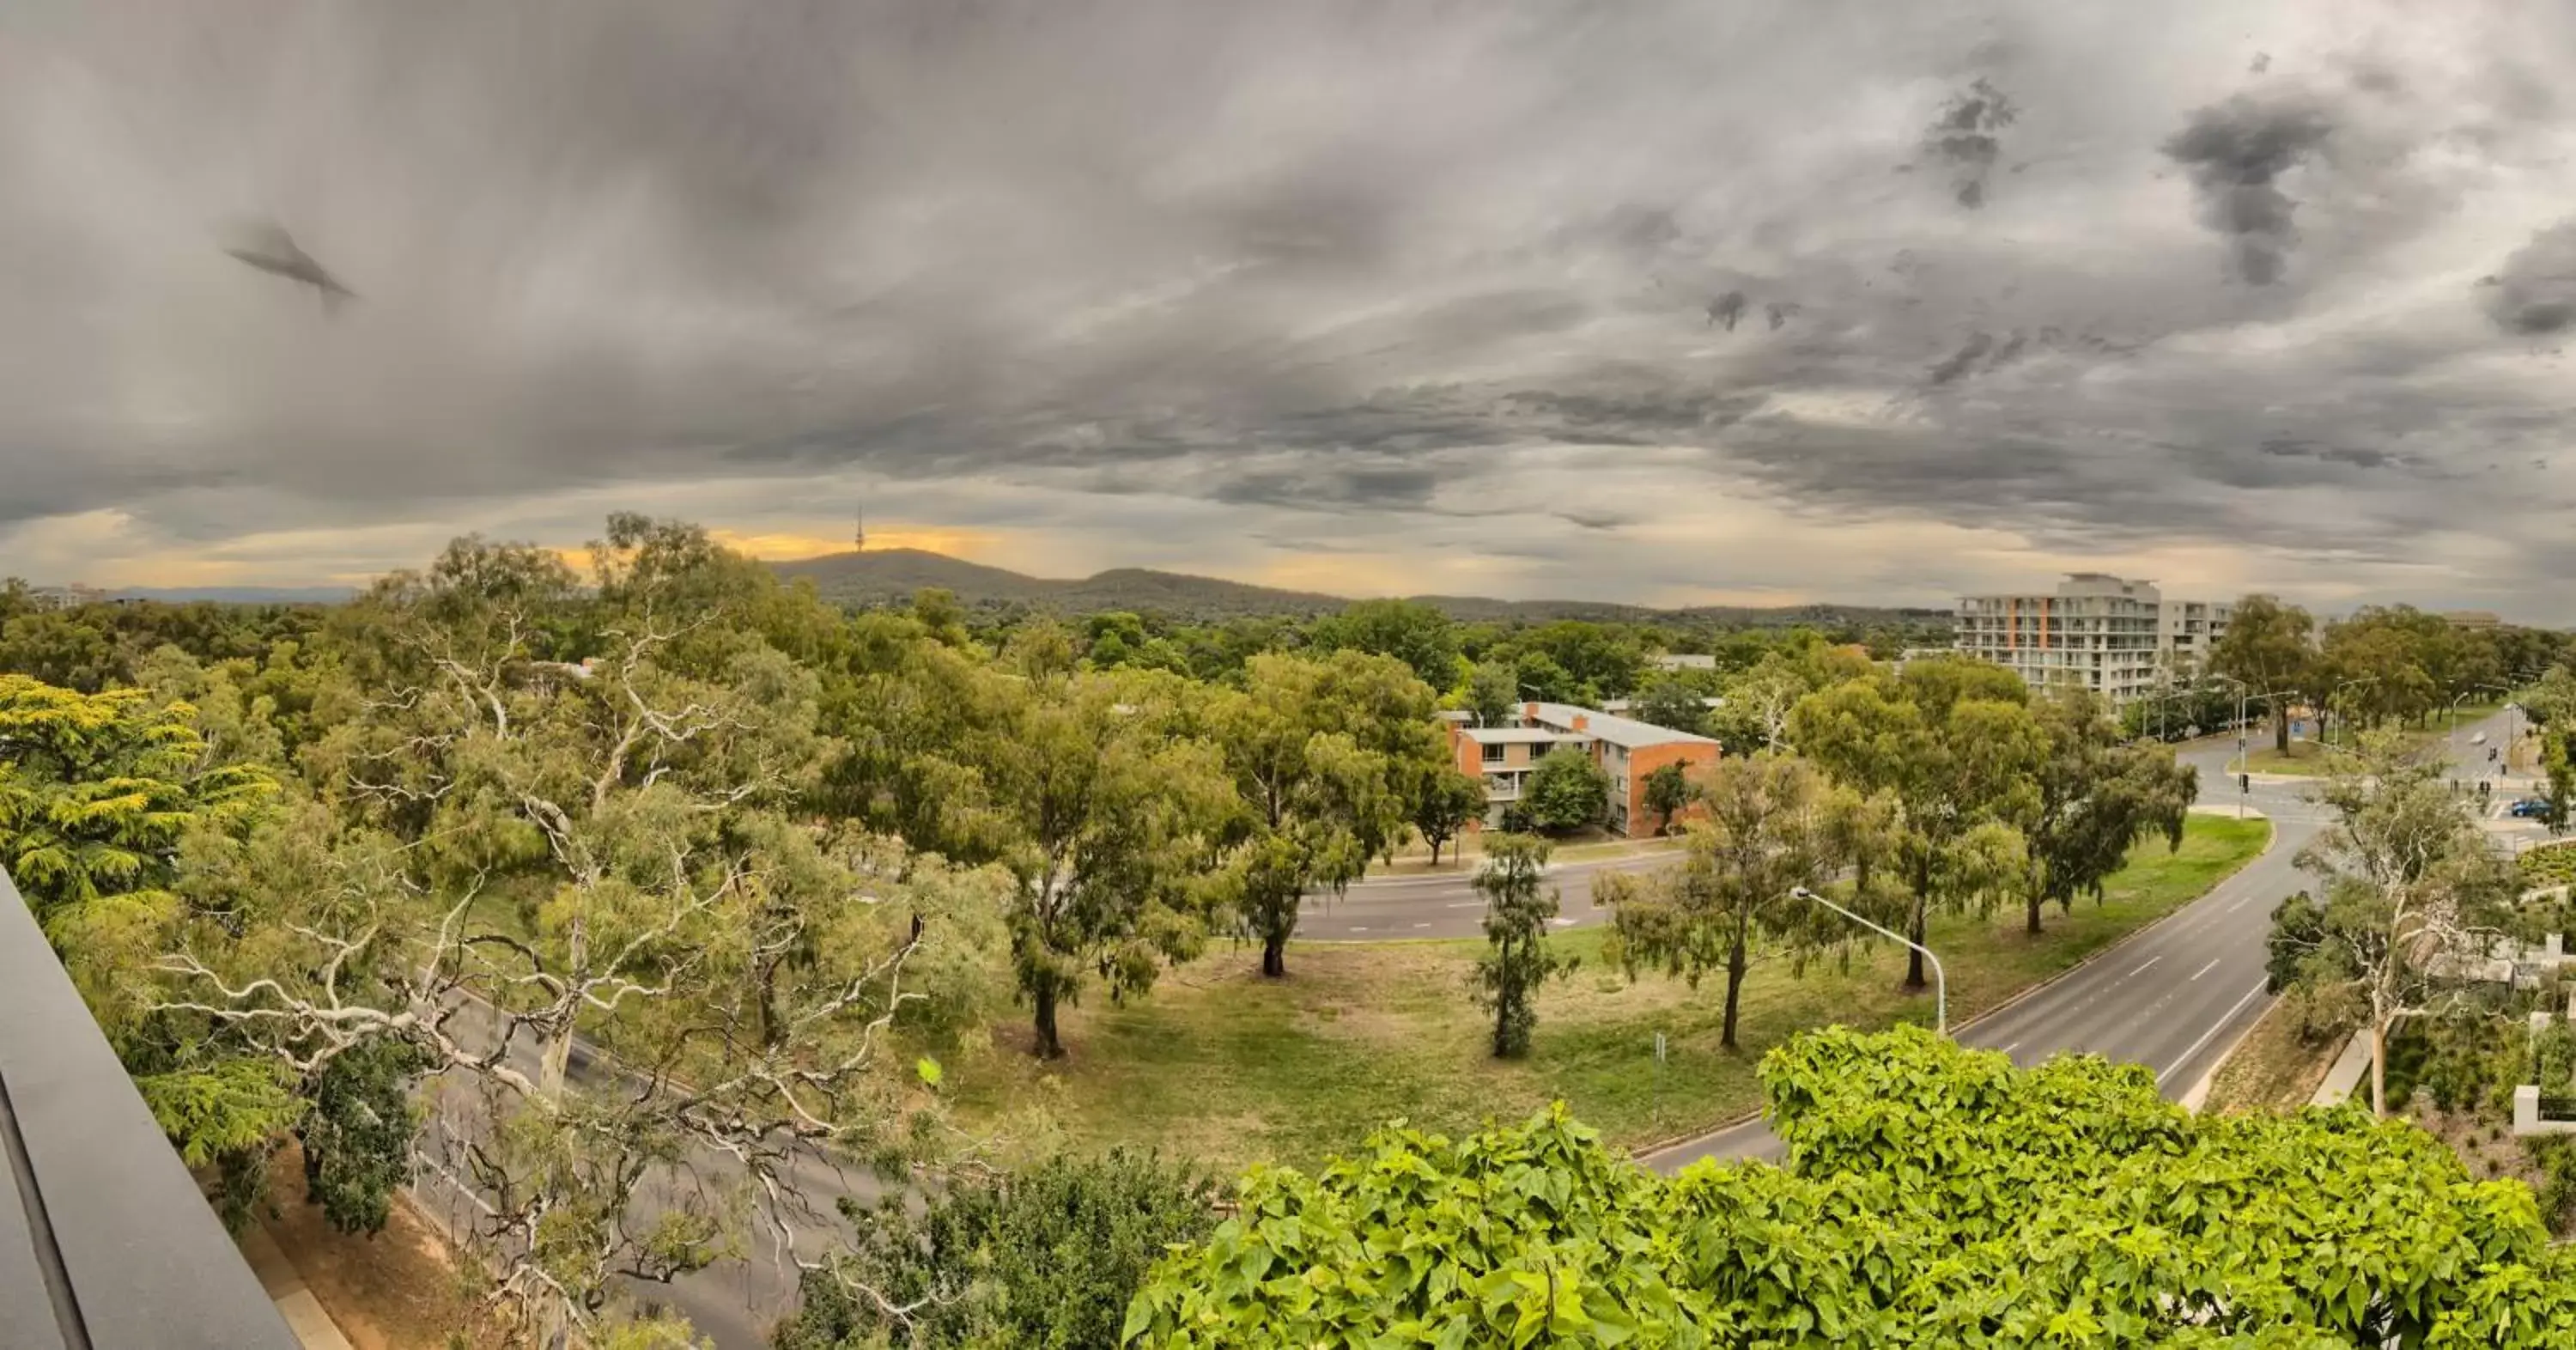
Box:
(772, 548), (1946, 629)
(111, 586), (356, 605)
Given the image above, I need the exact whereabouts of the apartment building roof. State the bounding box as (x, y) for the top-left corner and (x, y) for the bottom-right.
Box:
(1527, 702), (1718, 750)
(1457, 726), (1579, 745)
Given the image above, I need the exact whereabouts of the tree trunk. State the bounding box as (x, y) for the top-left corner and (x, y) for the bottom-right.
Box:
(2370, 1019), (2387, 1118)
(2275, 706), (2292, 755)
(2026, 888), (2044, 936)
(1261, 932), (1288, 979)
(1033, 984), (1064, 1061)
(754, 958), (782, 1051)
(1905, 901), (1929, 991)
(1492, 937), (1514, 1058)
(539, 915), (586, 1103)
(1720, 922), (1748, 1051)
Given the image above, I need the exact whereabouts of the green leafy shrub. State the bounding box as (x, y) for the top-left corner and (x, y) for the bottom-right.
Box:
(1127, 1026), (2576, 1347)
(2523, 842), (2576, 891)
(775, 1149), (1217, 1349)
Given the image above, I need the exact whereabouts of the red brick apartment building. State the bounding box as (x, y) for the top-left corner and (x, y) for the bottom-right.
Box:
(1445, 701), (1721, 838)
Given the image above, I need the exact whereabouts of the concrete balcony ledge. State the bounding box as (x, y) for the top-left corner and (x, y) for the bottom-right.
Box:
(0, 867), (299, 1349)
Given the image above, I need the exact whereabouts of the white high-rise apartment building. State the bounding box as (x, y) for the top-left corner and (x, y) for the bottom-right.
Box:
(1954, 574), (2233, 706)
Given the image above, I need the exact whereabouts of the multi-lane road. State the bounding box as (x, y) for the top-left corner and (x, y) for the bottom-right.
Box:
(1297, 847), (1679, 940)
(1646, 705), (2531, 1169)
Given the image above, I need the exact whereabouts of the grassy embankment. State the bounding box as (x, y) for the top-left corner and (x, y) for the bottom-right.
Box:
(2198, 999), (2348, 1115)
(953, 815), (2273, 1172)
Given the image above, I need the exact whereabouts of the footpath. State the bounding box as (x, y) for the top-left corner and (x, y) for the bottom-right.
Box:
(234, 1224), (357, 1349)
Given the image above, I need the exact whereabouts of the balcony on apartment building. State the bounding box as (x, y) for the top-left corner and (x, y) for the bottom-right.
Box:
(1, 867), (300, 1349)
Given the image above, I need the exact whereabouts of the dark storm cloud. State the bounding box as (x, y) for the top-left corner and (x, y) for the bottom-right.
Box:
(1923, 79), (2019, 209)
(3, 1), (2574, 615)
(1927, 331), (1999, 385)
(2482, 222), (2576, 335)
(2161, 94), (2335, 285)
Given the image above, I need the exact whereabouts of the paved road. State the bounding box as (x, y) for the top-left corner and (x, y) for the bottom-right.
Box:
(409, 1000), (878, 1348)
(1644, 707), (2533, 1171)
(1298, 848), (1680, 940)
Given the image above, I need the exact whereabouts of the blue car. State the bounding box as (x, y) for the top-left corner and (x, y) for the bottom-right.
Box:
(2511, 797), (2554, 818)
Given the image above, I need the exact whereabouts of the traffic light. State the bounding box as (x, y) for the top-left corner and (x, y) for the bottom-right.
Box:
(2239, 773), (2250, 794)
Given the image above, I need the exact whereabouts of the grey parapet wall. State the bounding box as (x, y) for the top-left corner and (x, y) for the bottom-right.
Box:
(0, 867), (299, 1349)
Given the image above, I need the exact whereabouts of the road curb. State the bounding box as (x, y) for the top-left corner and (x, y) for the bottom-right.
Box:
(1631, 812), (2281, 1165)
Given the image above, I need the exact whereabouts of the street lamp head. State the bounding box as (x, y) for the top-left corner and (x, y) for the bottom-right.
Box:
(1790, 885), (1818, 900)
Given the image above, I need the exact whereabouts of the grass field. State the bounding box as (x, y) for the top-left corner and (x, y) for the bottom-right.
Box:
(951, 814), (2273, 1172)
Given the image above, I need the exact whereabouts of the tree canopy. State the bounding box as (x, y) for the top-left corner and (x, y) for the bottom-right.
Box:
(1524, 745), (1609, 834)
(1127, 1026), (2576, 1347)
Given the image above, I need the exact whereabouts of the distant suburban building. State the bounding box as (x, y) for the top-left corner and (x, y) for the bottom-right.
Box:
(1954, 574), (2233, 707)
(2442, 610), (2502, 629)
(1648, 653), (1717, 672)
(24, 583), (112, 610)
(1445, 702), (1719, 838)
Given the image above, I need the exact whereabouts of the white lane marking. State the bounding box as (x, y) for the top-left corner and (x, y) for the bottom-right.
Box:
(2190, 958), (2221, 982)
(1999, 1041), (2020, 1055)
(1347, 926), (1368, 933)
(1550, 917), (1578, 927)
(2226, 895), (2254, 913)
(1413, 923), (1431, 929)
(2129, 955), (2162, 978)
(1445, 902), (1485, 909)
(2154, 982), (2269, 1087)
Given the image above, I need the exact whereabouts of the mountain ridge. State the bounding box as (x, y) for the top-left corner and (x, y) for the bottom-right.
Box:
(771, 548), (1947, 626)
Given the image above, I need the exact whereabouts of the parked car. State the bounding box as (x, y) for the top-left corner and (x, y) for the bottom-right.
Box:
(2511, 797), (2554, 818)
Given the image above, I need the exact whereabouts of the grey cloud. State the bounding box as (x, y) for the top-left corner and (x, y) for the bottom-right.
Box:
(2483, 222), (2576, 335)
(2162, 94), (2334, 284)
(1923, 79), (2018, 209)
(2, 1), (2573, 618)
(2257, 436), (2406, 471)
(1927, 331), (1999, 385)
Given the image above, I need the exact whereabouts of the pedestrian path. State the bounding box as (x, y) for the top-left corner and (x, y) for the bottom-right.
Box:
(2310, 1029), (2375, 1108)
(234, 1223), (356, 1350)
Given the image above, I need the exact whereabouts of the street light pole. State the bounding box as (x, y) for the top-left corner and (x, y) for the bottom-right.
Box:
(1792, 885), (1945, 1034)
(2208, 675), (2292, 820)
(2325, 675), (2378, 752)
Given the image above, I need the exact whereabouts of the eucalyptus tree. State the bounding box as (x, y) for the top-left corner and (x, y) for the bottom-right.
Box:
(2023, 690), (2198, 935)
(1790, 658), (2041, 989)
(2270, 731), (2519, 1116)
(155, 517), (1006, 1336)
(2210, 593), (2316, 754)
(1207, 650), (1443, 977)
(1600, 755), (1881, 1049)
(971, 637), (1234, 1056)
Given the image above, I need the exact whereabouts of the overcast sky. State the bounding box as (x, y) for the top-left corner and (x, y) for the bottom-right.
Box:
(4, 1), (2575, 618)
